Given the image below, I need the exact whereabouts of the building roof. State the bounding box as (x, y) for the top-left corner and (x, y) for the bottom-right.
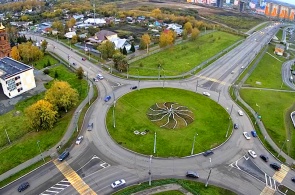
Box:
(275, 44), (285, 50)
(0, 57), (33, 80)
(0, 23), (5, 30)
(94, 30), (117, 41)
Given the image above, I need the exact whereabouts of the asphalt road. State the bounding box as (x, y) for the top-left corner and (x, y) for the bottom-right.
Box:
(3, 23), (295, 195)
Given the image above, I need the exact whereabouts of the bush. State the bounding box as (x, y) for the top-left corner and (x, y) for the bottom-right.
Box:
(43, 69), (50, 74)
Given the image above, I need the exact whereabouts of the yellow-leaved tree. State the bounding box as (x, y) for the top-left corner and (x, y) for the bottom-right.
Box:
(10, 46), (20, 61)
(25, 100), (57, 131)
(45, 81), (79, 112)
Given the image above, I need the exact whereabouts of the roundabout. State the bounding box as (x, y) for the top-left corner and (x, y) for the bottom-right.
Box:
(106, 87), (231, 157)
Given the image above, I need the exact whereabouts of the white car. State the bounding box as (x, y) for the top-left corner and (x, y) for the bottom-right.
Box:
(243, 132), (251, 140)
(248, 150), (257, 158)
(238, 110), (244, 116)
(202, 92), (210, 97)
(111, 179), (126, 188)
(97, 74), (104, 80)
(75, 136), (84, 145)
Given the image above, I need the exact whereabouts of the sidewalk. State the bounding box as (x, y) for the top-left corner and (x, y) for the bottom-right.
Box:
(0, 78), (94, 183)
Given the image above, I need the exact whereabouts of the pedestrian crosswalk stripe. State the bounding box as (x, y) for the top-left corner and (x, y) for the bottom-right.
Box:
(260, 186), (275, 195)
(273, 164), (290, 183)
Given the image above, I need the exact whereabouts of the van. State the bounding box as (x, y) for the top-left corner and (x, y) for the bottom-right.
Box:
(58, 150), (69, 161)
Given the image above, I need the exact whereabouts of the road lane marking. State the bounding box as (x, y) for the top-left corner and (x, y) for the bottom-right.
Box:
(197, 75), (228, 86)
(53, 160), (97, 195)
(273, 164), (290, 183)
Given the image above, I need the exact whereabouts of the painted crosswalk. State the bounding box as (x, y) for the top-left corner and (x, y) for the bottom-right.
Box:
(260, 186), (276, 195)
(273, 164), (290, 183)
(265, 173), (277, 190)
(40, 180), (70, 195)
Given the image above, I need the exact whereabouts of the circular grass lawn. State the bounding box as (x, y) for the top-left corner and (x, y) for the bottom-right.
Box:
(106, 88), (230, 157)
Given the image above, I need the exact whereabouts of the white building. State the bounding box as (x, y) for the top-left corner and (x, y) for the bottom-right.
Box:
(84, 18), (106, 25)
(0, 57), (36, 98)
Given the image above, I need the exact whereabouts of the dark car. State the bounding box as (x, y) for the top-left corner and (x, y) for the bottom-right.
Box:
(130, 86), (137, 90)
(58, 150), (69, 161)
(251, 130), (257, 137)
(104, 95), (111, 102)
(260, 154), (269, 162)
(203, 150), (214, 157)
(82, 57), (86, 61)
(234, 123), (239, 129)
(18, 182), (30, 192)
(186, 171), (199, 178)
(87, 123), (93, 131)
(270, 163), (281, 171)
(291, 177), (295, 183)
(72, 62), (76, 66)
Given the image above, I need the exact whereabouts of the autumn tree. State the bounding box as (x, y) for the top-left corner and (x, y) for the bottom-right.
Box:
(97, 40), (115, 59)
(182, 29), (188, 40)
(151, 8), (162, 19)
(184, 22), (193, 34)
(25, 100), (57, 131)
(140, 33), (151, 53)
(41, 40), (48, 52)
(66, 17), (76, 30)
(113, 52), (128, 72)
(45, 81), (79, 112)
(71, 35), (78, 44)
(76, 67), (84, 79)
(191, 28), (200, 41)
(159, 30), (174, 48)
(52, 20), (64, 32)
(18, 42), (43, 63)
(10, 46), (20, 61)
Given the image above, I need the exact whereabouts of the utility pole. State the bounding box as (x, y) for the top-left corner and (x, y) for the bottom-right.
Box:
(154, 132), (157, 154)
(191, 133), (198, 155)
(87, 72), (90, 105)
(112, 88), (116, 128)
(37, 140), (45, 163)
(205, 158), (212, 187)
(196, 80), (198, 92)
(217, 90), (221, 102)
(148, 155), (152, 186)
(226, 118), (231, 138)
(229, 104), (233, 115)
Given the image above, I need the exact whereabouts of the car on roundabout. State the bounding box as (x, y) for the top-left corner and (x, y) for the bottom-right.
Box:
(202, 92), (210, 97)
(130, 86), (137, 90)
(104, 95), (111, 102)
(186, 171), (199, 178)
(111, 179), (126, 188)
(270, 163), (281, 171)
(203, 150), (214, 157)
(243, 132), (251, 140)
(248, 150), (257, 158)
(234, 123), (239, 129)
(260, 154), (269, 162)
(18, 182), (30, 192)
(238, 110), (244, 116)
(76, 136), (84, 145)
(251, 130), (257, 137)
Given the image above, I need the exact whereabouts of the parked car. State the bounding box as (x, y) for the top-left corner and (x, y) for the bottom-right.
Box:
(248, 150), (257, 158)
(234, 123), (239, 129)
(82, 57), (86, 61)
(76, 136), (84, 145)
(186, 171), (199, 178)
(260, 154), (269, 162)
(111, 179), (126, 188)
(203, 150), (214, 157)
(243, 132), (251, 140)
(87, 123), (93, 131)
(130, 86), (137, 90)
(291, 177), (295, 183)
(238, 110), (244, 116)
(58, 150), (69, 161)
(202, 92), (210, 97)
(251, 130), (257, 137)
(18, 182), (30, 192)
(270, 163), (281, 171)
(104, 95), (111, 102)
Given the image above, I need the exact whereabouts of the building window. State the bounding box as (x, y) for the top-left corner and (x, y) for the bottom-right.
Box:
(6, 79), (16, 91)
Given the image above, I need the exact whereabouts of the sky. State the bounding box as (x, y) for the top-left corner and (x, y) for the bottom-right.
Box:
(278, 0), (295, 6)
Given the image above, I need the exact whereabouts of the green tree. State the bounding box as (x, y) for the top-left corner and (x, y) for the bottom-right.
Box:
(47, 59), (51, 67)
(113, 52), (128, 72)
(25, 100), (57, 131)
(122, 46), (127, 55)
(45, 81), (79, 112)
(191, 28), (200, 41)
(130, 43), (135, 53)
(76, 67), (84, 79)
(97, 40), (115, 59)
(41, 40), (48, 52)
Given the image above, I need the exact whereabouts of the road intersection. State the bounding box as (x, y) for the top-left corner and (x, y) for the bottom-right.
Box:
(1, 23), (295, 195)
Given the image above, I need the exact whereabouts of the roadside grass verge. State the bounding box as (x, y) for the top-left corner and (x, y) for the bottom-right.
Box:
(33, 54), (59, 70)
(244, 45), (288, 90)
(0, 64), (88, 175)
(153, 190), (184, 195)
(239, 89), (295, 159)
(113, 179), (236, 195)
(128, 31), (242, 76)
(106, 88), (230, 157)
(276, 29), (283, 41)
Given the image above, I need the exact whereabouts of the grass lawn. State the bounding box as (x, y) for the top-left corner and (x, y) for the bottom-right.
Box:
(113, 179), (236, 195)
(276, 29), (283, 41)
(244, 45), (288, 90)
(0, 64), (88, 175)
(240, 89), (295, 158)
(33, 54), (59, 70)
(128, 31), (242, 76)
(106, 88), (230, 157)
(154, 190), (184, 195)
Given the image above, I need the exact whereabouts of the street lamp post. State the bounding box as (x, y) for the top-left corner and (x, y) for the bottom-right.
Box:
(112, 88), (116, 128)
(136, 69), (140, 90)
(4, 129), (11, 144)
(162, 69), (165, 88)
(277, 139), (289, 158)
(148, 155), (153, 186)
(191, 133), (198, 155)
(217, 90), (221, 103)
(37, 140), (45, 163)
(154, 132), (157, 154)
(205, 158), (212, 187)
(196, 80), (198, 92)
(226, 118), (231, 138)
